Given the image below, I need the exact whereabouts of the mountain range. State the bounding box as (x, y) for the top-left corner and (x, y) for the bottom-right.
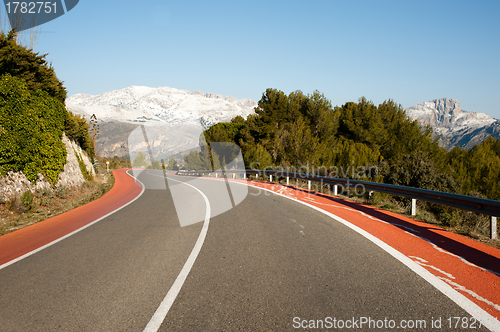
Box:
(66, 86), (257, 159)
(65, 87), (499, 158)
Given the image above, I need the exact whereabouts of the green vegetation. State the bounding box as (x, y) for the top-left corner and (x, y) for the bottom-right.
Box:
(0, 74), (67, 183)
(94, 155), (131, 171)
(166, 157), (179, 170)
(0, 30), (94, 183)
(65, 111), (95, 159)
(0, 31), (66, 103)
(204, 89), (445, 182)
(200, 88), (500, 238)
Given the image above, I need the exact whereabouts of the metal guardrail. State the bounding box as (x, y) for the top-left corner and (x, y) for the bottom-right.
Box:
(177, 169), (500, 239)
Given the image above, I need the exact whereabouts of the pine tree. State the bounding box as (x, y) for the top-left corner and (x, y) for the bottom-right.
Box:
(0, 31), (67, 103)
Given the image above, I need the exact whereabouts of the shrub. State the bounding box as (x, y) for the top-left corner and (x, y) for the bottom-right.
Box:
(56, 187), (66, 198)
(0, 74), (67, 183)
(65, 111), (95, 159)
(21, 190), (34, 211)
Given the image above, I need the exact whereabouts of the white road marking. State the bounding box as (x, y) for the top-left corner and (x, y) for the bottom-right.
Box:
(142, 174), (211, 332)
(0, 170), (145, 271)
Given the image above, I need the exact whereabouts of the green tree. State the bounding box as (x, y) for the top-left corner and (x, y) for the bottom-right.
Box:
(245, 144), (273, 169)
(133, 152), (150, 168)
(184, 151), (205, 170)
(167, 157), (176, 170)
(0, 31), (67, 103)
(151, 159), (161, 169)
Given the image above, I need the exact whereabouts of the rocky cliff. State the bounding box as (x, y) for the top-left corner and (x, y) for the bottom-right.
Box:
(0, 134), (95, 200)
(404, 98), (498, 149)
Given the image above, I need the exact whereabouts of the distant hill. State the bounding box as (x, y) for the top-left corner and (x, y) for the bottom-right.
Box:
(404, 98), (499, 149)
(65, 86), (257, 158)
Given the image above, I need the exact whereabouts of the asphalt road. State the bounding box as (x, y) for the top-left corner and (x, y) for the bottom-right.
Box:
(0, 170), (490, 331)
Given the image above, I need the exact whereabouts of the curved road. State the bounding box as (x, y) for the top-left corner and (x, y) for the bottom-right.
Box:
(0, 170), (494, 331)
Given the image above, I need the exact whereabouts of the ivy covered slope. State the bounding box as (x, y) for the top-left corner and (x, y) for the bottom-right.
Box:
(0, 31), (94, 184)
(203, 88), (500, 202)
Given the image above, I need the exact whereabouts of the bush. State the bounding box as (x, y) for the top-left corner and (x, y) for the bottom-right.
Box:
(65, 111), (95, 159)
(0, 74), (67, 183)
(21, 190), (34, 211)
(56, 187), (66, 198)
(40, 188), (54, 206)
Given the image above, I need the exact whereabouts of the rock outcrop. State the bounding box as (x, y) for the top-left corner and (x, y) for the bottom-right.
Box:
(0, 133), (95, 200)
(405, 98), (497, 149)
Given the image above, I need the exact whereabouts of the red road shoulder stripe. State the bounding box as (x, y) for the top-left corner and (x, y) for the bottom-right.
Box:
(0, 169), (143, 266)
(238, 179), (500, 323)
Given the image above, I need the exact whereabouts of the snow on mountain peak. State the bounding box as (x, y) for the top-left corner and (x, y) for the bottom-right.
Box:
(405, 97), (495, 135)
(65, 85), (257, 128)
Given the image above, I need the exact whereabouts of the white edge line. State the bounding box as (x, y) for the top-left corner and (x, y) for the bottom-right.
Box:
(0, 170), (146, 271)
(142, 175), (211, 332)
(224, 179), (500, 332)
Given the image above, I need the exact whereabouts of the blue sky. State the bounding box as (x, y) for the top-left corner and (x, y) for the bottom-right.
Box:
(6, 0), (500, 117)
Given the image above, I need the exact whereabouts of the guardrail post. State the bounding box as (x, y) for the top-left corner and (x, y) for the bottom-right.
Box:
(334, 185), (338, 196)
(308, 180), (311, 191)
(233, 173), (235, 179)
(270, 175), (272, 182)
(243, 173), (246, 180)
(411, 199), (417, 216)
(286, 177), (289, 185)
(215, 173), (218, 178)
(492, 216), (498, 239)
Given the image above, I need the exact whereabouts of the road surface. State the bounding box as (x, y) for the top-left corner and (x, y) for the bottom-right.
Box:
(0, 170), (494, 331)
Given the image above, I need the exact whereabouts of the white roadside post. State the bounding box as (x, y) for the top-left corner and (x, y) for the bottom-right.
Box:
(334, 185), (338, 196)
(106, 161), (109, 172)
(286, 177), (289, 185)
(491, 216), (498, 239)
(411, 199), (417, 216)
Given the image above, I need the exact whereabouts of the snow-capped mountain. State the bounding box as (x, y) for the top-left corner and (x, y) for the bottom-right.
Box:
(65, 86), (258, 159)
(405, 98), (495, 135)
(404, 98), (498, 149)
(66, 86), (257, 128)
